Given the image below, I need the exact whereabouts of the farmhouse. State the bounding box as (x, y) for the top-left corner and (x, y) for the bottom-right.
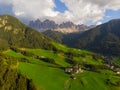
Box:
(117, 71), (120, 75)
(65, 67), (73, 73)
(115, 68), (120, 75)
(65, 64), (83, 74)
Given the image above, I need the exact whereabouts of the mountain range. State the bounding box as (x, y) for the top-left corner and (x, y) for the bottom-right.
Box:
(29, 19), (95, 33)
(1, 15), (120, 90)
(43, 19), (120, 56)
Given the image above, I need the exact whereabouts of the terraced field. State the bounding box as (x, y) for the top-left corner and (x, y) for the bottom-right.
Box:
(3, 43), (120, 90)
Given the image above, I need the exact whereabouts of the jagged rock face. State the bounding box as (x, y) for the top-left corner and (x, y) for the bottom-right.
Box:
(54, 28), (79, 33)
(59, 22), (74, 28)
(0, 16), (8, 28)
(4, 25), (12, 31)
(0, 15), (22, 33)
(29, 19), (58, 32)
(29, 19), (95, 33)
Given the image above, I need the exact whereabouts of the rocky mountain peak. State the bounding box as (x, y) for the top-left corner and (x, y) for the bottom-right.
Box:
(59, 21), (74, 28)
(29, 19), (95, 33)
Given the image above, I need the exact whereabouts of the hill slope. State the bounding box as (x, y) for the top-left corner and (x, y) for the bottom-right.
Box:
(43, 30), (82, 45)
(43, 19), (120, 56)
(1, 15), (120, 90)
(0, 54), (36, 90)
(3, 42), (120, 90)
(0, 15), (54, 50)
(73, 19), (120, 56)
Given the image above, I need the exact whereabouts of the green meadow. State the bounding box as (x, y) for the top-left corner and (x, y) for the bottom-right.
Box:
(3, 43), (120, 90)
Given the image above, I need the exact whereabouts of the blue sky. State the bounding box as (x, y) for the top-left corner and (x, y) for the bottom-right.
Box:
(54, 0), (120, 25)
(0, 4), (13, 15)
(0, 0), (120, 25)
(85, 9), (120, 25)
(103, 10), (120, 22)
(54, 0), (68, 13)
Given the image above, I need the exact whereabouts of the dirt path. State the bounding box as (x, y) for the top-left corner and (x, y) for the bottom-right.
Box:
(64, 78), (72, 90)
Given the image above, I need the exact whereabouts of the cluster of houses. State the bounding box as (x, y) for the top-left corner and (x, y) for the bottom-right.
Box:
(64, 64), (83, 79)
(64, 64), (83, 74)
(104, 56), (120, 75)
(64, 56), (120, 80)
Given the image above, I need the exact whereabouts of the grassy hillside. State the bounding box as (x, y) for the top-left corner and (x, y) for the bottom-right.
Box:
(0, 15), (54, 50)
(72, 19), (120, 56)
(1, 15), (120, 90)
(2, 42), (120, 90)
(43, 19), (120, 56)
(0, 53), (36, 90)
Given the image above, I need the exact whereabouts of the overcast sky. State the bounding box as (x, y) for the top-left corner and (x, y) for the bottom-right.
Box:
(0, 0), (120, 25)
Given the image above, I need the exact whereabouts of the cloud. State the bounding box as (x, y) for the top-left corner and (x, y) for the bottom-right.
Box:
(0, 0), (120, 24)
(106, 15), (111, 18)
(60, 0), (120, 24)
(0, 0), (58, 20)
(96, 21), (102, 25)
